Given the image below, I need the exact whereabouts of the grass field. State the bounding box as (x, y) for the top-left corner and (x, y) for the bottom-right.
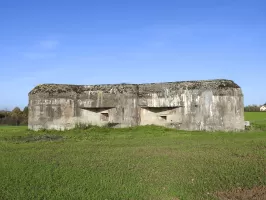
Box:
(245, 112), (266, 122)
(0, 125), (265, 200)
(244, 112), (266, 132)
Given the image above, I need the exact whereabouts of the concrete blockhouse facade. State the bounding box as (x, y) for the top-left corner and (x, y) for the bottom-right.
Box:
(28, 79), (245, 131)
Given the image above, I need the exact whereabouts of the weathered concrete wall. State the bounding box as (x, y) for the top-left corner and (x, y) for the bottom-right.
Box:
(137, 81), (244, 131)
(28, 79), (245, 131)
(28, 84), (139, 130)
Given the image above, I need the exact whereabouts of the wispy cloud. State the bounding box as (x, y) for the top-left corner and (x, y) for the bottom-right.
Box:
(23, 38), (60, 60)
(39, 40), (59, 50)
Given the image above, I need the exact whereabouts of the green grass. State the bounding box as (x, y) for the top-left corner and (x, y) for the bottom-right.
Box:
(0, 125), (265, 200)
(245, 112), (266, 122)
(244, 112), (266, 131)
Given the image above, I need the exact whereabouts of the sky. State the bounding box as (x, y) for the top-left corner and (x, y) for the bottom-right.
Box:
(0, 0), (265, 110)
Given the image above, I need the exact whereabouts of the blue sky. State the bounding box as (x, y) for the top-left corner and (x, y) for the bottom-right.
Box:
(0, 0), (265, 109)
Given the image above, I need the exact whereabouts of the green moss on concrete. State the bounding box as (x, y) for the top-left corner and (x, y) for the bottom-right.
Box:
(29, 79), (240, 95)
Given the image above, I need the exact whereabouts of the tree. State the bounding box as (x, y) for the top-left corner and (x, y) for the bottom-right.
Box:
(21, 106), (29, 125)
(23, 106), (29, 117)
(11, 107), (22, 126)
(0, 106), (28, 126)
(244, 104), (260, 112)
(11, 107), (22, 116)
(0, 112), (5, 119)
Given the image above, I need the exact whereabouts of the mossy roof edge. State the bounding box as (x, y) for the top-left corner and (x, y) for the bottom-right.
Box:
(29, 79), (241, 95)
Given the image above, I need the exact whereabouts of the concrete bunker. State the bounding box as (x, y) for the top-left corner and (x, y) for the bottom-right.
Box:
(28, 79), (245, 131)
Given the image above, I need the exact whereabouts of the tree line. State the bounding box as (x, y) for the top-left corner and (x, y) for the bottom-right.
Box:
(0, 107), (28, 126)
(244, 103), (266, 112)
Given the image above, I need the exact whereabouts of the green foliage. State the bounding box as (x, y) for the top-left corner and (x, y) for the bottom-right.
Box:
(0, 106), (28, 126)
(22, 106), (29, 117)
(11, 107), (22, 117)
(0, 126), (265, 200)
(0, 113), (5, 119)
(244, 104), (261, 112)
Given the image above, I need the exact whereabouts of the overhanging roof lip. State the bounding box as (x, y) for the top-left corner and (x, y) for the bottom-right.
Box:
(80, 106), (115, 109)
(139, 106), (183, 108)
(28, 79), (241, 95)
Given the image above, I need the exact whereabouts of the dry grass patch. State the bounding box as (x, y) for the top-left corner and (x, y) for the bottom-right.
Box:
(216, 186), (266, 200)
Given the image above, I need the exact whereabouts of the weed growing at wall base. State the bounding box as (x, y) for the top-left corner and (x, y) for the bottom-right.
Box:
(0, 125), (265, 200)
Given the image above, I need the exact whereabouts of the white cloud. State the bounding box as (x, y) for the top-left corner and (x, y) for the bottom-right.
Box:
(22, 38), (60, 59)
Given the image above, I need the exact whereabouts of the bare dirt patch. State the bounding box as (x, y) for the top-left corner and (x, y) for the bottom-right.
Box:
(216, 186), (266, 200)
